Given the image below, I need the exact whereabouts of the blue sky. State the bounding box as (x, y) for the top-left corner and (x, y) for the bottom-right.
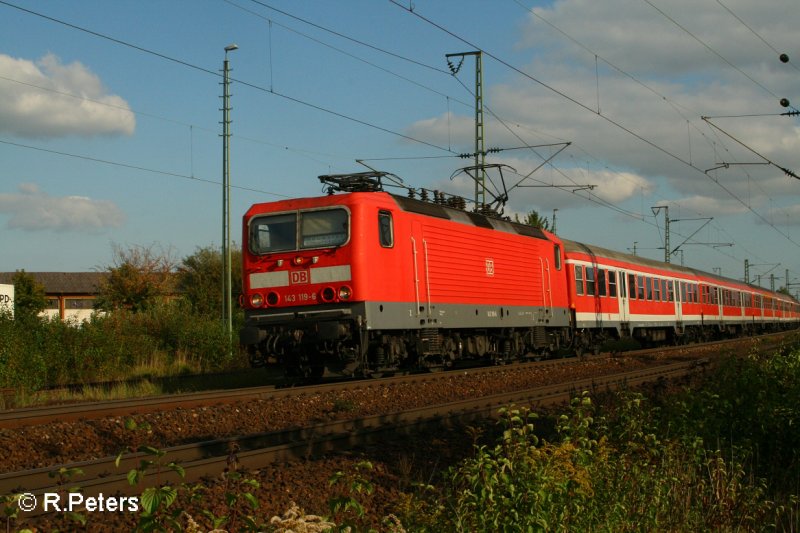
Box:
(1, 0), (799, 293)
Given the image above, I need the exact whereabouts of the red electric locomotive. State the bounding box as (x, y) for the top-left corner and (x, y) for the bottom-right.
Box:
(239, 172), (799, 377)
(239, 172), (575, 377)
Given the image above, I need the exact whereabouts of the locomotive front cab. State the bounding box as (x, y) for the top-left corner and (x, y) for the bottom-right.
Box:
(240, 203), (362, 377)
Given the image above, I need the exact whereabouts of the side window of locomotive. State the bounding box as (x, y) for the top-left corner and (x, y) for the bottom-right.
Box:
(554, 245), (562, 270)
(608, 271), (618, 297)
(250, 213), (297, 253)
(575, 265), (584, 296)
(300, 208), (348, 249)
(378, 210), (394, 248)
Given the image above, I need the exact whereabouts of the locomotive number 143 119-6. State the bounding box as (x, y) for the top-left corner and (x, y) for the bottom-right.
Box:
(284, 292), (317, 303)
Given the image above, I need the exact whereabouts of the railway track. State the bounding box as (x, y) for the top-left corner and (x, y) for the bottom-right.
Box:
(0, 354), (604, 429)
(0, 358), (703, 517)
(0, 330), (792, 430)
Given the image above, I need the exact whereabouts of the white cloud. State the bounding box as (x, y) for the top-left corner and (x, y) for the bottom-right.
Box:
(0, 183), (126, 232)
(406, 0), (800, 218)
(0, 53), (135, 138)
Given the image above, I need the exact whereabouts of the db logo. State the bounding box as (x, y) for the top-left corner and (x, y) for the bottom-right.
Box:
(290, 270), (310, 285)
(485, 259), (495, 277)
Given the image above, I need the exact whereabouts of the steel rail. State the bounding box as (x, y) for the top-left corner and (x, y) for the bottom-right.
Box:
(0, 330), (792, 429)
(0, 359), (703, 517)
(0, 355), (587, 429)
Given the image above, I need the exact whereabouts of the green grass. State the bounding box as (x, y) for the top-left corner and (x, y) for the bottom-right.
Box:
(0, 302), (252, 403)
(389, 346), (800, 532)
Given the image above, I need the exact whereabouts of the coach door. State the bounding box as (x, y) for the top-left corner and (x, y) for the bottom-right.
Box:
(674, 280), (683, 323)
(616, 270), (630, 324)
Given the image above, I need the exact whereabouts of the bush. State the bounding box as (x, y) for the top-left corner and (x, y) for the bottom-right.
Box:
(403, 374), (796, 532)
(0, 302), (247, 393)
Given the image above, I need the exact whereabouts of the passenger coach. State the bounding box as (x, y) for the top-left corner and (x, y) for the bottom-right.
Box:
(563, 240), (799, 348)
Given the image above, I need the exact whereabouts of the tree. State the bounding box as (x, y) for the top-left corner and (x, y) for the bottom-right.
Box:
(96, 244), (177, 312)
(12, 270), (47, 321)
(177, 245), (242, 317)
(515, 209), (550, 230)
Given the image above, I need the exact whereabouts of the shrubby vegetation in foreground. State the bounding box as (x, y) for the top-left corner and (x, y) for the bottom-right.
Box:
(1, 344), (798, 531)
(388, 346), (799, 532)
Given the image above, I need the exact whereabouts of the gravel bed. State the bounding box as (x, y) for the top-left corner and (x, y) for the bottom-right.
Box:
(0, 356), (655, 474)
(5, 352), (696, 531)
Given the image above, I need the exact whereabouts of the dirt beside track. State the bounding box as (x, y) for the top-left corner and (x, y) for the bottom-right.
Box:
(3, 338), (783, 531)
(0, 356), (650, 474)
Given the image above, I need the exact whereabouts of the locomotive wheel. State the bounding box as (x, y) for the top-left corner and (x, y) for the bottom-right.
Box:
(285, 351), (324, 380)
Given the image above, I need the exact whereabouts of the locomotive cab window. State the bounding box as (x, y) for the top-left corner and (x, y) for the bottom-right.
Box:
(250, 208), (349, 254)
(301, 208), (348, 248)
(378, 210), (394, 248)
(250, 213), (297, 253)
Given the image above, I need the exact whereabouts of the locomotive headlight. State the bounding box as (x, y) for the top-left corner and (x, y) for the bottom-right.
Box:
(250, 293), (264, 307)
(338, 285), (352, 300)
(293, 256), (305, 265)
(267, 292), (280, 306)
(321, 287), (336, 302)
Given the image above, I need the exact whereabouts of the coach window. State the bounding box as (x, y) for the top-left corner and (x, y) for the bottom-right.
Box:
(645, 277), (652, 300)
(628, 273), (636, 299)
(575, 265), (585, 295)
(554, 245), (562, 270)
(637, 275), (645, 300)
(586, 267), (596, 296)
(608, 271), (617, 297)
(597, 269), (607, 296)
(378, 210), (394, 248)
(667, 280), (674, 302)
(653, 278), (661, 301)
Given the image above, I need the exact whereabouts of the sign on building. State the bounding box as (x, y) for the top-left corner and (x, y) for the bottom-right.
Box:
(0, 284), (13, 318)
